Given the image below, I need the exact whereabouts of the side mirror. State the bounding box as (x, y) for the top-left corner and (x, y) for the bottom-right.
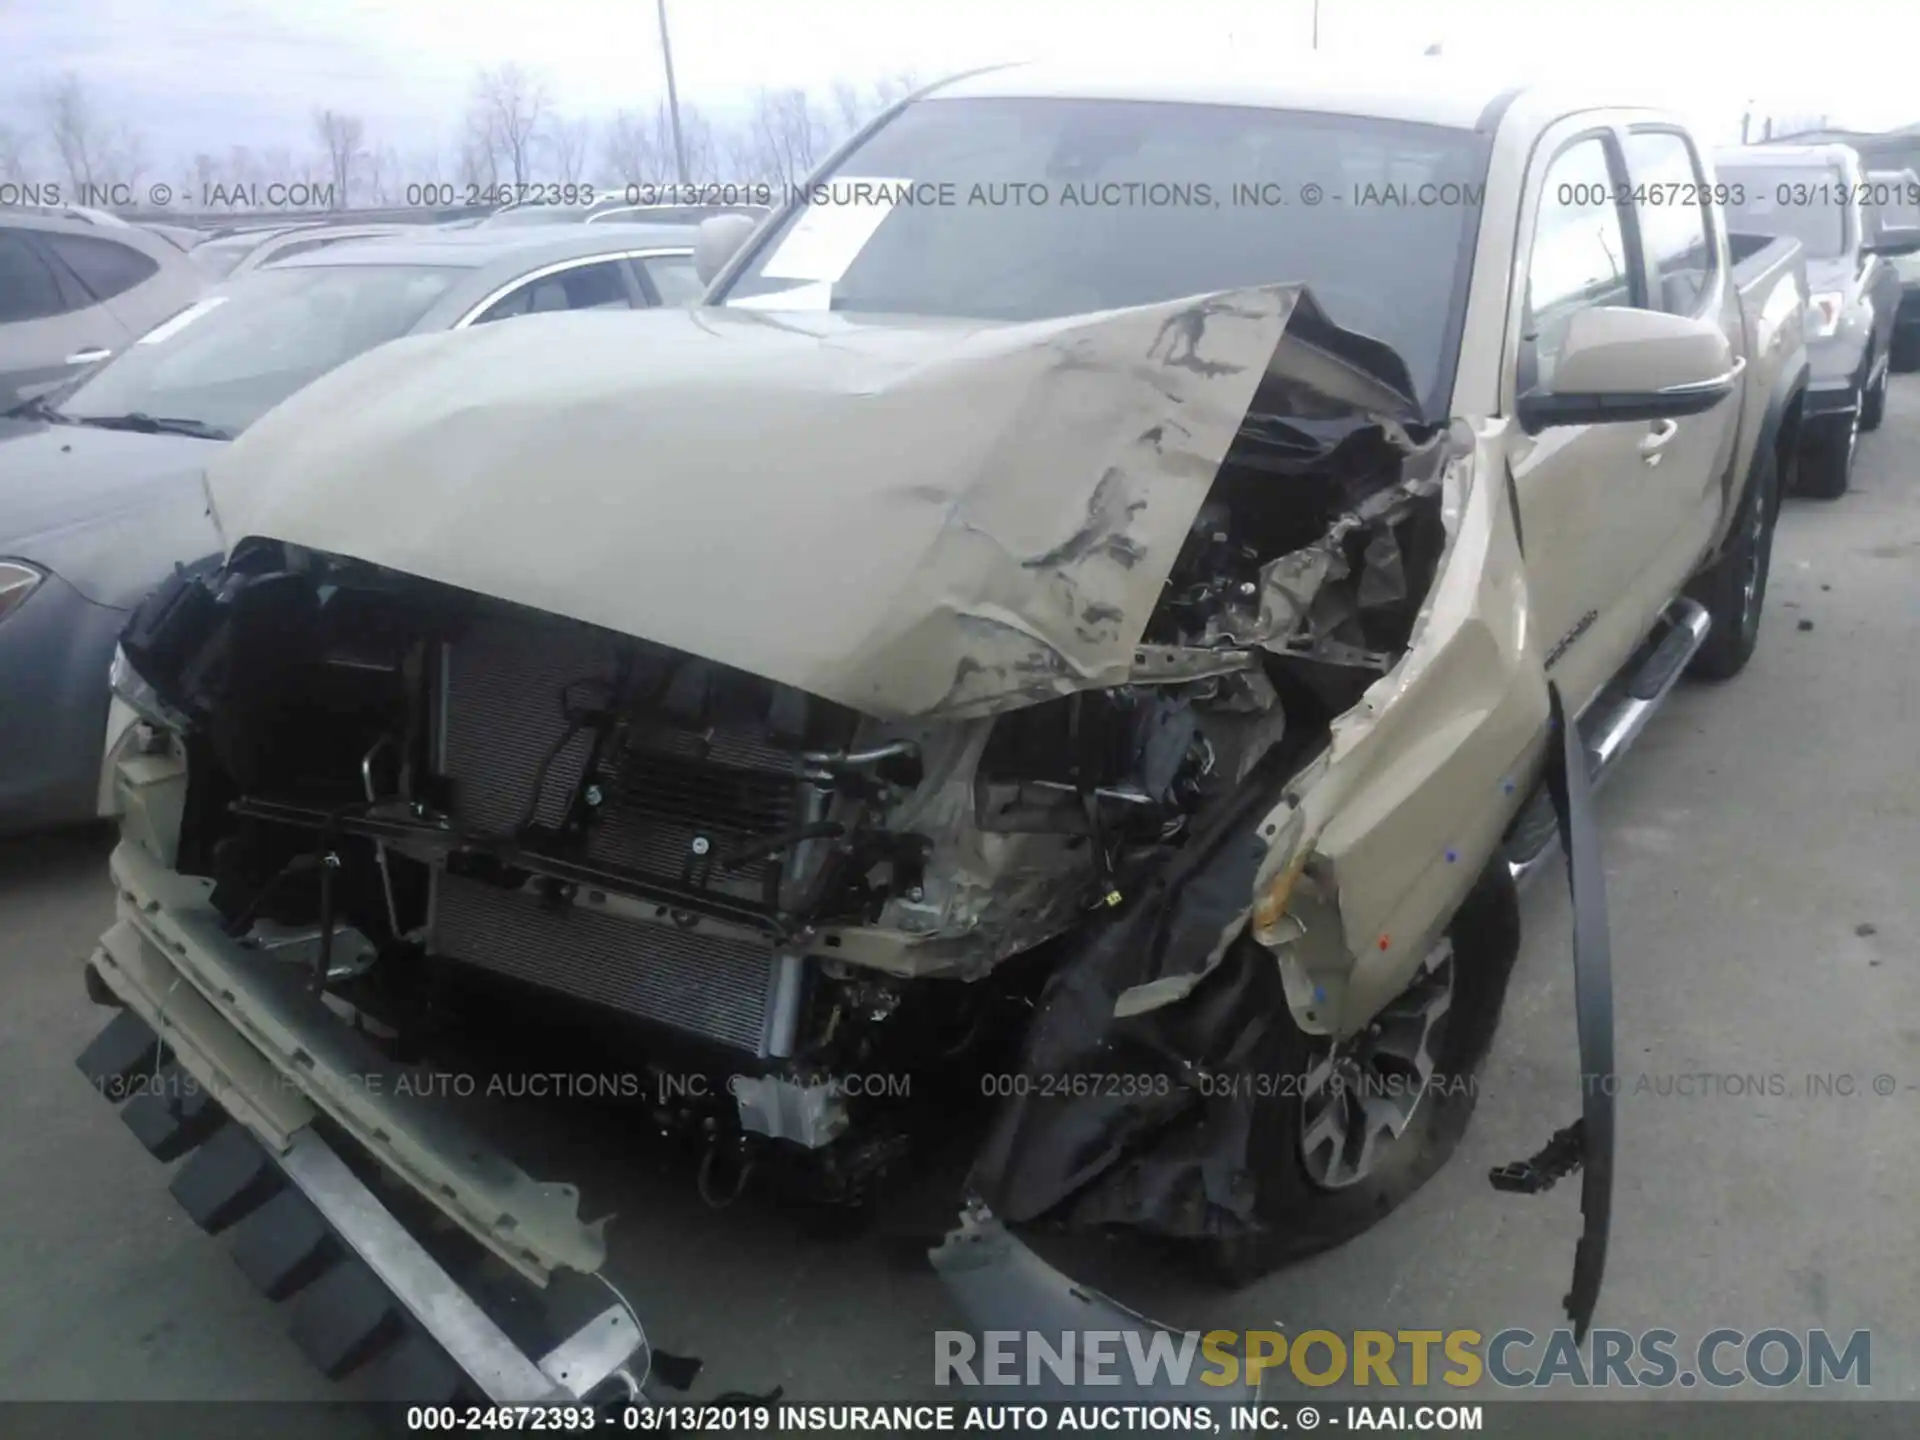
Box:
(694, 212), (759, 285)
(1517, 306), (1741, 434)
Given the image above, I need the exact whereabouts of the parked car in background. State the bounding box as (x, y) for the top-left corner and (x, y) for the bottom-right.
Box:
(479, 188), (629, 226)
(11, 203), (137, 230)
(482, 192), (769, 230)
(1864, 167), (1920, 373)
(589, 202), (770, 229)
(1762, 127), (1920, 375)
(0, 222), (700, 833)
(1718, 144), (1917, 496)
(221, 222), (416, 278)
(0, 211), (204, 412)
(186, 222), (328, 280)
(140, 222), (207, 253)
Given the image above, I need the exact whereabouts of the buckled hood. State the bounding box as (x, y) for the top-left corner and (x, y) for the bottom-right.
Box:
(206, 285), (1417, 719)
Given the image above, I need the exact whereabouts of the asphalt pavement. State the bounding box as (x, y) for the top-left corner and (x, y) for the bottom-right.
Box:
(2, 380), (1916, 1404)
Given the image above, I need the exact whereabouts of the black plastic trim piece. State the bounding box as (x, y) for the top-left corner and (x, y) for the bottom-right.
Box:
(1542, 681), (1616, 1340)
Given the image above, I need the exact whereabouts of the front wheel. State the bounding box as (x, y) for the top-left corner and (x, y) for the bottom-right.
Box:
(1206, 867), (1521, 1286)
(1686, 443), (1779, 681)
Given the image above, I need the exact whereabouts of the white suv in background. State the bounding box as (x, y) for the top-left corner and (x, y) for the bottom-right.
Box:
(0, 211), (204, 412)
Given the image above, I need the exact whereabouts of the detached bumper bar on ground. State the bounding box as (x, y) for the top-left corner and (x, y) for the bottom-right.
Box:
(74, 1004), (646, 1405)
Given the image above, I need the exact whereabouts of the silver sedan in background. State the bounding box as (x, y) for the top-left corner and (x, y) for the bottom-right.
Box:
(0, 222), (701, 831)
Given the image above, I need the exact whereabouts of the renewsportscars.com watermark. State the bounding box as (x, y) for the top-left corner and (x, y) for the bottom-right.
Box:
(934, 1328), (1872, 1390)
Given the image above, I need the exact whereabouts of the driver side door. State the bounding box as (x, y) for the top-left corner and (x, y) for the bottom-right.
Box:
(1612, 126), (1742, 625)
(1503, 126), (1653, 714)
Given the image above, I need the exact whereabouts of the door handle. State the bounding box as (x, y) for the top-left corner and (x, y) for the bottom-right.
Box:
(64, 347), (112, 365)
(1638, 419), (1678, 464)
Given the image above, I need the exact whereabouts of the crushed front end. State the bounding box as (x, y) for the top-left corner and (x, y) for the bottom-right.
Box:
(81, 283), (1541, 1398)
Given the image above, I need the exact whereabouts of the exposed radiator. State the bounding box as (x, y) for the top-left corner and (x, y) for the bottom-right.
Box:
(433, 875), (779, 1056)
(431, 613), (801, 1055)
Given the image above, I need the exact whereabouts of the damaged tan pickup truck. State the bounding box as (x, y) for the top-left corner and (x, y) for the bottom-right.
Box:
(80, 63), (1808, 1405)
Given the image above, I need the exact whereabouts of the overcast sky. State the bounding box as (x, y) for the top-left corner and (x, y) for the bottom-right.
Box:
(6, 0), (1920, 177)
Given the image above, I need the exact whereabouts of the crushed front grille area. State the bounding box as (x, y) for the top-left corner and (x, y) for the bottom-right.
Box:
(432, 613), (809, 1054)
(432, 875), (778, 1055)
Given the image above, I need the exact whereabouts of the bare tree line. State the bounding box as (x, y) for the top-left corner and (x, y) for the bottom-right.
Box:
(4, 66), (922, 208)
(7, 74), (150, 191)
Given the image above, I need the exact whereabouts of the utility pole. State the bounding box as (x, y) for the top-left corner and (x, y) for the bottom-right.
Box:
(1312, 0), (1320, 49)
(656, 0), (690, 187)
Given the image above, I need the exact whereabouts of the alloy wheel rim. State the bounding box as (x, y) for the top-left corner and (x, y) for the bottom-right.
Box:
(1299, 944), (1455, 1189)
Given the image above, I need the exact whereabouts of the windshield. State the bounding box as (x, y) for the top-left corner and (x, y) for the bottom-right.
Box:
(717, 97), (1489, 415)
(1721, 167), (1850, 259)
(55, 263), (460, 435)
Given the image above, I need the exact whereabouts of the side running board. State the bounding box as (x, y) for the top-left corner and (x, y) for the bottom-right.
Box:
(1502, 597), (1711, 890)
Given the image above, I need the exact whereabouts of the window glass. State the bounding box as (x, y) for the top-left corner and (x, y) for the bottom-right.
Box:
(44, 232), (160, 301)
(54, 263), (459, 435)
(1719, 167), (1847, 259)
(1865, 171), (1920, 241)
(0, 231), (69, 322)
(717, 97), (1491, 416)
(1625, 131), (1717, 315)
(639, 254), (703, 305)
(1522, 138), (1635, 391)
(474, 260), (633, 323)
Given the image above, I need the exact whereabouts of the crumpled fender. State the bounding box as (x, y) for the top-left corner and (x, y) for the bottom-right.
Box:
(963, 418), (1554, 1239)
(964, 740), (1303, 1233)
(1248, 417), (1550, 1038)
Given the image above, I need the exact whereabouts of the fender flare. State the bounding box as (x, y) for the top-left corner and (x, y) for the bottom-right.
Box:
(1725, 345), (1809, 537)
(1763, 342), (1811, 453)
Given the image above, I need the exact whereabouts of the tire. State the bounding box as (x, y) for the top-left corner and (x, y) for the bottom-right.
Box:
(1861, 361), (1888, 433)
(1796, 409), (1857, 501)
(1892, 328), (1920, 375)
(1686, 443), (1779, 682)
(1207, 866), (1521, 1286)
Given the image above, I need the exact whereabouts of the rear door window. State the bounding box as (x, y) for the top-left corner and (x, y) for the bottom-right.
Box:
(43, 232), (161, 302)
(0, 230), (70, 322)
(1623, 129), (1720, 316)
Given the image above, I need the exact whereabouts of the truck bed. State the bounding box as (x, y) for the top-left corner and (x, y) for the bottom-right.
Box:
(1715, 231), (1808, 551)
(1728, 229), (1801, 280)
